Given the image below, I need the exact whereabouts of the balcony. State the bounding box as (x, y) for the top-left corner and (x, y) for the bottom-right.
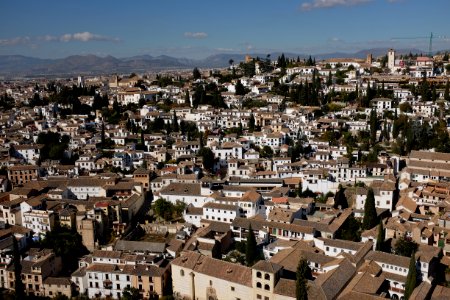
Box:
(389, 286), (405, 294)
(103, 279), (112, 289)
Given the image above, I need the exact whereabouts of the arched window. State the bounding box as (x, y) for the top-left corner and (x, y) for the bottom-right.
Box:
(256, 271), (262, 278)
(264, 274), (270, 280)
(256, 282), (262, 288)
(180, 269), (184, 276)
(264, 284), (270, 291)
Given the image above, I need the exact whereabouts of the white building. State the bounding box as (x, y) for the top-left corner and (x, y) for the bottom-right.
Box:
(22, 209), (55, 239)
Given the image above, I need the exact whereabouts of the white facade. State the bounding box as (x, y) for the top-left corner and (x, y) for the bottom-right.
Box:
(67, 185), (107, 200)
(203, 203), (241, 224)
(22, 210), (54, 238)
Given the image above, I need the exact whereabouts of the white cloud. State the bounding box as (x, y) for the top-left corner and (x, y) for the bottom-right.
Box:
(40, 35), (58, 42)
(215, 47), (234, 52)
(0, 36), (31, 46)
(301, 0), (372, 11)
(0, 32), (120, 47)
(184, 32), (208, 39)
(59, 32), (119, 42)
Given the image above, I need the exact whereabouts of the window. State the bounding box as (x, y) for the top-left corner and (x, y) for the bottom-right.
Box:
(231, 286), (235, 291)
(210, 280), (213, 286)
(180, 269), (184, 276)
(257, 295), (262, 300)
(256, 271), (262, 278)
(257, 282), (262, 288)
(264, 274), (270, 280)
(264, 284), (270, 291)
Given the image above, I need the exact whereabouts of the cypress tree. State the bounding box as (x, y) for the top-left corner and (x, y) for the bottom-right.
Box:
(376, 220), (384, 251)
(101, 122), (105, 149)
(444, 80), (449, 101)
(140, 129), (145, 146)
(199, 131), (205, 149)
(432, 84), (437, 102)
(185, 90), (190, 106)
(370, 109), (378, 146)
(246, 225), (258, 266)
(235, 80), (246, 96)
(364, 82), (374, 107)
(13, 237), (25, 300)
(173, 111), (179, 132)
(404, 252), (417, 300)
(296, 257), (310, 300)
(249, 113), (255, 132)
(327, 71), (332, 87)
(362, 188), (378, 230)
(334, 185), (348, 209)
(193, 67), (201, 80)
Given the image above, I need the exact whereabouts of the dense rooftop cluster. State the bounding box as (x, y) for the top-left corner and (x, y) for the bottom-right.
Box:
(0, 50), (450, 299)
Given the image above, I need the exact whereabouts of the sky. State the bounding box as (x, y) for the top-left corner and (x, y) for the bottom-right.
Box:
(1, 0), (449, 59)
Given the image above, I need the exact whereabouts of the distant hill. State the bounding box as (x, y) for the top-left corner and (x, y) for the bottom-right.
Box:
(0, 47), (428, 77)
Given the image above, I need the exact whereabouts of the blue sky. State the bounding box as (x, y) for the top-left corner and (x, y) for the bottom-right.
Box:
(1, 0), (449, 59)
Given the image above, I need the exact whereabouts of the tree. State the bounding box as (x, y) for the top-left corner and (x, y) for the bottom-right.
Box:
(362, 188), (378, 230)
(249, 113), (255, 132)
(13, 237), (24, 300)
(445, 80), (449, 101)
(193, 67), (201, 80)
(376, 220), (384, 251)
(185, 90), (191, 106)
(333, 185), (348, 209)
(235, 80), (246, 96)
(404, 253), (417, 300)
(260, 146), (274, 158)
(370, 109), (378, 146)
(338, 215), (361, 242)
(326, 71), (332, 87)
(39, 225), (89, 273)
(122, 286), (141, 300)
(197, 147), (215, 172)
(296, 257), (311, 300)
(37, 131), (71, 161)
(399, 102), (412, 113)
(101, 122), (105, 149)
(172, 111), (179, 132)
(246, 225), (258, 266)
(432, 84), (437, 101)
(420, 74), (431, 101)
(153, 198), (174, 221)
(443, 52), (449, 62)
(394, 235), (418, 257)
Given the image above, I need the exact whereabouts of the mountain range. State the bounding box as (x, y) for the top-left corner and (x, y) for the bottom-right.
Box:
(0, 48), (427, 77)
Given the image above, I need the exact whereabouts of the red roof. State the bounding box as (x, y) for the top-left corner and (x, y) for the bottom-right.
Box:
(272, 197), (289, 204)
(416, 57), (432, 62)
(95, 201), (110, 208)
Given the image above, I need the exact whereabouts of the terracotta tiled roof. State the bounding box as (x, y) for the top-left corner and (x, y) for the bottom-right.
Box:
(172, 251), (252, 286)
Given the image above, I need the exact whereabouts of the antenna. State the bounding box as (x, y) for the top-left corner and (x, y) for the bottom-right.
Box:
(390, 32), (448, 57)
